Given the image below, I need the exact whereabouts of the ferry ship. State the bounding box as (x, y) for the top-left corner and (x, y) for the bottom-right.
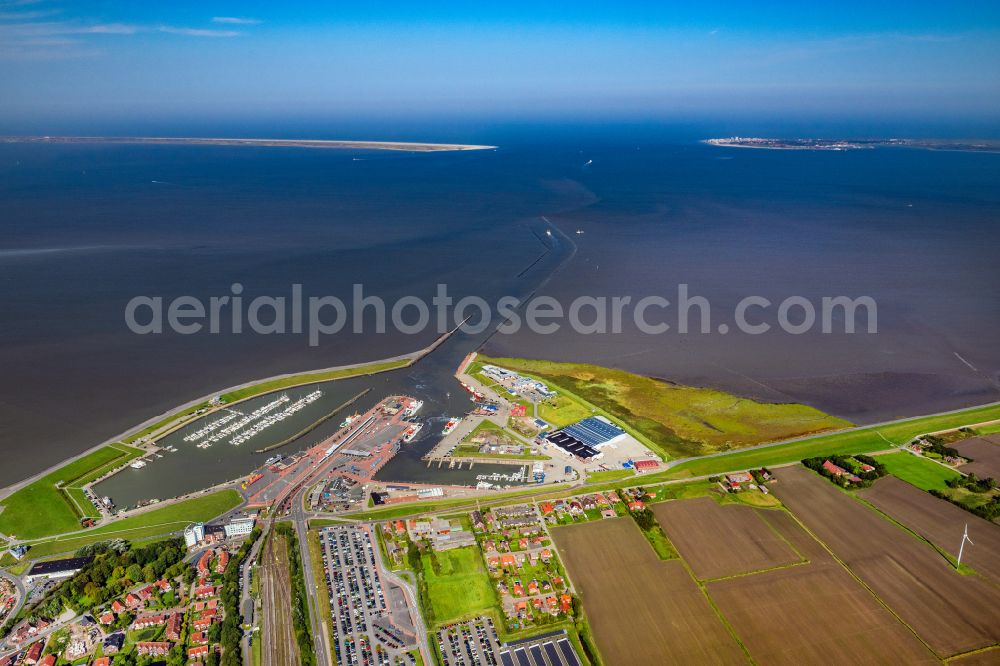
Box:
(441, 417), (462, 435)
(403, 400), (423, 417)
(402, 423), (423, 442)
(340, 413), (361, 428)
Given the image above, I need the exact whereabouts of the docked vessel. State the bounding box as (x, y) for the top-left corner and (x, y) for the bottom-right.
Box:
(441, 417), (462, 435)
(459, 382), (484, 401)
(340, 413), (361, 428)
(129, 460), (147, 469)
(228, 390), (323, 446)
(404, 399), (423, 417)
(402, 423), (423, 442)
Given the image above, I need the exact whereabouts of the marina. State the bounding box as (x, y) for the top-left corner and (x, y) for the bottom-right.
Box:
(89, 218), (572, 509)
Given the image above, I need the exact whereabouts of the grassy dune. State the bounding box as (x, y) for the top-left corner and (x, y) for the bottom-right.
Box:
(478, 355), (851, 460)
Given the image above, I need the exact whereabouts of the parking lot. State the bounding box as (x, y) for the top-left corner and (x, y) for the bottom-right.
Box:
(319, 526), (418, 666)
(435, 616), (501, 666)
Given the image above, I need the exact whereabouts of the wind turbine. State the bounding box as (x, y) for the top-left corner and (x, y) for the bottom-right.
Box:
(956, 523), (974, 568)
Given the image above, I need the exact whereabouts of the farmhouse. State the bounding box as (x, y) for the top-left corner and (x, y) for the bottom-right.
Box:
(724, 472), (754, 491)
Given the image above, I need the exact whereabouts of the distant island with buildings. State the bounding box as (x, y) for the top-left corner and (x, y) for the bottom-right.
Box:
(704, 137), (1000, 152)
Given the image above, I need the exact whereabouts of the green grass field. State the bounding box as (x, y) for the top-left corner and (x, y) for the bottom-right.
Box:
(220, 359), (409, 402)
(585, 469), (633, 483)
(22, 490), (242, 557)
(876, 452), (962, 491)
(421, 546), (495, 625)
(0, 444), (145, 540)
(477, 355), (851, 460)
(975, 422), (1000, 435)
(666, 402), (1000, 481)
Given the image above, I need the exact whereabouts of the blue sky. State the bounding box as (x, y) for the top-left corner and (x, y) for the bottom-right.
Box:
(2, 1), (999, 130)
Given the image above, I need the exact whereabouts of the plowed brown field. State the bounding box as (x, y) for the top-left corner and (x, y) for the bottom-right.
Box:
(773, 466), (1000, 658)
(861, 476), (1000, 585)
(651, 497), (801, 580)
(553, 517), (746, 666)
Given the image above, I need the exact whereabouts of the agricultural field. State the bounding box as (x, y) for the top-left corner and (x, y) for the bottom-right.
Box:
(773, 466), (1000, 658)
(419, 545), (495, 625)
(860, 476), (1000, 585)
(0, 444), (144, 540)
(553, 517), (745, 665)
(707, 557), (937, 665)
(874, 451), (961, 490)
(650, 498), (801, 580)
(954, 435), (1000, 479)
(477, 355), (851, 459)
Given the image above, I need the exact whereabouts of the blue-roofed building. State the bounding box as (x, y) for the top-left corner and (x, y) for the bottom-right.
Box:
(558, 417), (626, 448)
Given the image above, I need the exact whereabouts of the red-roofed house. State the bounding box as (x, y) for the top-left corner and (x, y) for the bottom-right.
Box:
(193, 616), (214, 630)
(93, 658), (111, 666)
(138, 585), (156, 600)
(23, 642), (43, 665)
(155, 578), (173, 592)
(188, 645), (211, 660)
(634, 459), (659, 472)
(822, 460), (846, 476)
(190, 632), (208, 644)
(165, 612), (184, 641)
(111, 600), (126, 614)
(559, 594), (572, 613)
(628, 500), (645, 511)
(539, 502), (554, 516)
(38, 656), (55, 666)
(125, 592), (143, 609)
(194, 586), (217, 600)
(132, 613), (165, 629)
(197, 550), (213, 577)
(99, 612), (115, 625)
(136, 641), (172, 656)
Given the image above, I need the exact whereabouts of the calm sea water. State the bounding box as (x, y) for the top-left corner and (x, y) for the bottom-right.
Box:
(1, 128), (998, 490)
